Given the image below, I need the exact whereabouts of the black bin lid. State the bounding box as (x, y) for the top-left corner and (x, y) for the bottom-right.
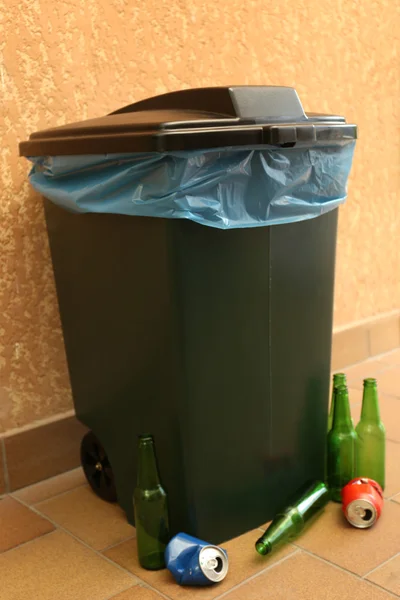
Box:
(19, 86), (357, 156)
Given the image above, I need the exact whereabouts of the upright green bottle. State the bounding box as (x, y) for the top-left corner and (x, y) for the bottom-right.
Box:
(134, 434), (170, 570)
(255, 481), (329, 555)
(328, 373), (347, 432)
(356, 378), (385, 490)
(327, 385), (357, 501)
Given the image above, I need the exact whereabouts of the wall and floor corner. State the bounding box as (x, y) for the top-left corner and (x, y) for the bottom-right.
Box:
(0, 1), (399, 490)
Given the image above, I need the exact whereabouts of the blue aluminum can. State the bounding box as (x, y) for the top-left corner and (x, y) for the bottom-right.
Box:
(165, 533), (229, 586)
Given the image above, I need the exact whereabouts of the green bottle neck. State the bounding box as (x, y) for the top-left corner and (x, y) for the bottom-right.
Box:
(332, 387), (353, 431)
(137, 436), (161, 489)
(256, 509), (302, 555)
(333, 373), (346, 388)
(360, 380), (381, 423)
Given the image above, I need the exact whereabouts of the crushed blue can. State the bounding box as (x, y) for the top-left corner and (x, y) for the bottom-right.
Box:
(165, 533), (229, 586)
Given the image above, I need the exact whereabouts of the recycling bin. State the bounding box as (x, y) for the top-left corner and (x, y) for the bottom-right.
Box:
(19, 86), (357, 543)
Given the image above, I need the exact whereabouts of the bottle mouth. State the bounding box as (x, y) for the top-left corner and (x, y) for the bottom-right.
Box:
(255, 539), (272, 556)
(364, 378), (377, 387)
(139, 433), (153, 442)
(334, 372), (346, 381)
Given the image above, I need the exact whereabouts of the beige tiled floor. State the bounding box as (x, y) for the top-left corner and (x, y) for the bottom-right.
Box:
(36, 485), (135, 551)
(0, 349), (400, 599)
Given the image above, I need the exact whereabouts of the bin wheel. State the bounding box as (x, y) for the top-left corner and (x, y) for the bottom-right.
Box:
(80, 431), (118, 503)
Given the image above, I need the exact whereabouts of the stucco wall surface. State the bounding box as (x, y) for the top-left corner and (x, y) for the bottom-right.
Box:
(1, 0), (399, 431)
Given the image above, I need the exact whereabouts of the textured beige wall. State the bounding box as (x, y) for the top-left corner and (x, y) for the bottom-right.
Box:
(1, 0), (399, 432)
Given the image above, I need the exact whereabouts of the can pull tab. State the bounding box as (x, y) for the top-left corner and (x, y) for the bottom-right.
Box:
(206, 557), (218, 570)
(354, 505), (368, 519)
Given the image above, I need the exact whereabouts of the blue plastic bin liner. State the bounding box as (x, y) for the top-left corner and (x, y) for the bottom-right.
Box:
(28, 142), (355, 230)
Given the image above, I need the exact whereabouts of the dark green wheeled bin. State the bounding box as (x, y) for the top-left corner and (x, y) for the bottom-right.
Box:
(19, 86), (357, 543)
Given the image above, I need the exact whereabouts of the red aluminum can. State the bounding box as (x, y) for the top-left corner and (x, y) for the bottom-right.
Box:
(341, 478), (384, 528)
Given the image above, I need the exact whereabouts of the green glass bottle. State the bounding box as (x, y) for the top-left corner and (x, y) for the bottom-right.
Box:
(327, 384), (357, 501)
(328, 373), (347, 432)
(255, 481), (329, 555)
(356, 378), (385, 490)
(134, 434), (170, 570)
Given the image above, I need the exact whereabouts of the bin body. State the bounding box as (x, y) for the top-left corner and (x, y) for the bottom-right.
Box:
(44, 199), (337, 543)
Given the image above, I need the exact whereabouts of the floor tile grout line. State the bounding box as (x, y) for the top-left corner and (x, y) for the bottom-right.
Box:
(106, 584), (140, 600)
(387, 437), (400, 445)
(0, 528), (56, 556)
(345, 362), (397, 378)
(297, 548), (400, 599)
(362, 579), (400, 599)
(363, 549), (400, 578)
(213, 548), (300, 600)
(346, 362), (396, 382)
(388, 494), (399, 501)
(102, 534), (137, 553)
(0, 437), (10, 494)
(128, 584), (172, 600)
(12, 496), (138, 577)
(376, 357), (400, 366)
(11, 494), (174, 600)
(106, 583), (171, 600)
(296, 546), (365, 579)
(25, 499), (137, 556)
(24, 482), (89, 507)
(342, 349), (400, 370)
(12, 466), (84, 493)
